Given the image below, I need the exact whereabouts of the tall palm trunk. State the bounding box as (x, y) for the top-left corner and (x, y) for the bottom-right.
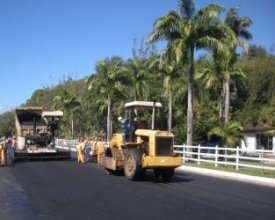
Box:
(219, 80), (226, 122)
(71, 118), (74, 136)
(224, 79), (230, 124)
(218, 93), (223, 122)
(186, 49), (194, 146)
(107, 94), (111, 141)
(168, 88), (172, 131)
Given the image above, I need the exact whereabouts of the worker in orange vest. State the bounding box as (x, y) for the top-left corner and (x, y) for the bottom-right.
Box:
(96, 139), (105, 165)
(0, 138), (10, 166)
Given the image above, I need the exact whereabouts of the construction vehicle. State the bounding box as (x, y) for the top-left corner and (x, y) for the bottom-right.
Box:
(102, 101), (182, 182)
(14, 107), (71, 161)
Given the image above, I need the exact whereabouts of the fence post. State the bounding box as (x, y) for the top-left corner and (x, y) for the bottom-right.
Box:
(198, 145), (201, 165)
(183, 144), (186, 162)
(236, 146), (239, 170)
(261, 148), (264, 176)
(215, 145), (218, 167)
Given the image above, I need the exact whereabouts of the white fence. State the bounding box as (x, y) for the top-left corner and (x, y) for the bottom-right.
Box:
(174, 145), (275, 172)
(55, 139), (109, 152)
(55, 139), (79, 152)
(55, 139), (275, 172)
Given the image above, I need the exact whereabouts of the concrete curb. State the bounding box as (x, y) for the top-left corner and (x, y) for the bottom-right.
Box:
(176, 165), (275, 187)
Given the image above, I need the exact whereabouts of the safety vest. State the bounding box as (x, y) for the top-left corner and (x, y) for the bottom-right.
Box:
(0, 140), (7, 149)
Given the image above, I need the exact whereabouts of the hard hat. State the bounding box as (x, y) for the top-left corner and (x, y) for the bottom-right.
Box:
(118, 116), (123, 121)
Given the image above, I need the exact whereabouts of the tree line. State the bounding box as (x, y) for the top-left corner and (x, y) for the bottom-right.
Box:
(1, 0), (274, 148)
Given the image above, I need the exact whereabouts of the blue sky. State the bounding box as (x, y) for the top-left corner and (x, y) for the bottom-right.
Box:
(0, 0), (274, 114)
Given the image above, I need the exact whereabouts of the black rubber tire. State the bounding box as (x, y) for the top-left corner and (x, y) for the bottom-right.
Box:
(163, 168), (174, 182)
(91, 155), (97, 163)
(105, 168), (114, 175)
(153, 169), (162, 182)
(153, 168), (174, 183)
(105, 148), (112, 157)
(124, 148), (142, 180)
(104, 148), (115, 175)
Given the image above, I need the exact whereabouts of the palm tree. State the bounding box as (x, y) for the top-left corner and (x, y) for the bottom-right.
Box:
(148, 0), (230, 145)
(223, 7), (252, 123)
(124, 57), (153, 101)
(208, 121), (245, 161)
(159, 51), (184, 131)
(85, 56), (127, 141)
(52, 87), (81, 137)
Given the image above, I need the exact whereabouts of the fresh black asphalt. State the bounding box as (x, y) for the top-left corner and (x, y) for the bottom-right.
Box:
(1, 158), (275, 220)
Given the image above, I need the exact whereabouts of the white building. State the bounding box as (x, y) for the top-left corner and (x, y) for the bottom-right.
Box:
(240, 122), (275, 154)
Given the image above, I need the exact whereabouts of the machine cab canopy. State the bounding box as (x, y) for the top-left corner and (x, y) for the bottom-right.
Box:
(124, 101), (162, 130)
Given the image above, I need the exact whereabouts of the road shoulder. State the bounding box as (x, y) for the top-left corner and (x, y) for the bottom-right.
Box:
(176, 165), (275, 188)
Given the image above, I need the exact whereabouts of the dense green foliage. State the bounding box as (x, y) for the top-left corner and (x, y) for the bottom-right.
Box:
(1, 44), (274, 143)
(1, 1), (274, 146)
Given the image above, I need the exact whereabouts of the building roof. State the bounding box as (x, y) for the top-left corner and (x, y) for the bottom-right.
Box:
(42, 111), (63, 117)
(124, 101), (162, 109)
(243, 122), (273, 133)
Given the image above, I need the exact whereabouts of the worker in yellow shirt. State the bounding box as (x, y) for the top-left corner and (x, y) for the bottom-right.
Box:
(96, 139), (105, 165)
(76, 137), (88, 163)
(89, 136), (104, 165)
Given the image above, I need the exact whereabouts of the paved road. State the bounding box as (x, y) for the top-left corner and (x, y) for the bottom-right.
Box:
(1, 160), (275, 220)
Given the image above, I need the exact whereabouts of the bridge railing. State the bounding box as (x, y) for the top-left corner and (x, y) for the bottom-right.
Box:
(55, 138), (109, 152)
